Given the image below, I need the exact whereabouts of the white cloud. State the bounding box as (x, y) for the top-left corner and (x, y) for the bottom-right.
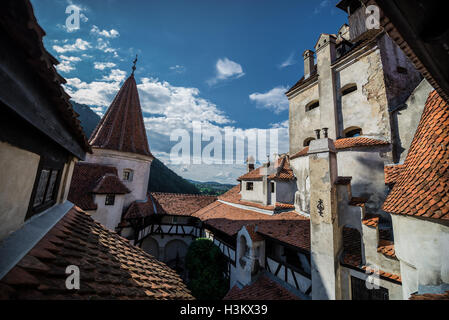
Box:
(91, 25), (120, 38)
(96, 38), (119, 57)
(169, 65), (186, 73)
(64, 69), (127, 107)
(94, 62), (117, 70)
(314, 0), (331, 14)
(249, 86), (289, 114)
(208, 58), (245, 85)
(280, 52), (296, 68)
(53, 38), (91, 53)
(102, 69), (127, 82)
(56, 55), (82, 73)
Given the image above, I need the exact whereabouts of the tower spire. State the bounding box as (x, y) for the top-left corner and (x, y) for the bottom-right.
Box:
(131, 54), (138, 75)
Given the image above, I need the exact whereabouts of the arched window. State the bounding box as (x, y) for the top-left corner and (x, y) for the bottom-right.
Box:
(341, 83), (357, 96)
(305, 100), (320, 112)
(303, 137), (315, 147)
(343, 127), (362, 138)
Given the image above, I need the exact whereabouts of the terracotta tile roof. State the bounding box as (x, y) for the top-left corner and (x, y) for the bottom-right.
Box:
(0, 0), (90, 155)
(291, 137), (390, 159)
(286, 72), (318, 96)
(89, 75), (153, 157)
(362, 214), (380, 228)
(383, 91), (449, 220)
(238, 156), (295, 182)
(377, 240), (397, 260)
(341, 227), (401, 283)
(384, 164), (405, 185)
(224, 274), (300, 300)
(68, 162), (128, 211)
(218, 184), (295, 212)
(409, 291), (449, 300)
(193, 202), (310, 251)
(245, 225), (264, 242)
(91, 174), (130, 195)
(124, 192), (217, 220)
(0, 206), (193, 300)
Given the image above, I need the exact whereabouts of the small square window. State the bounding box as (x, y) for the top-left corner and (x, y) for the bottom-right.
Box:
(123, 169), (133, 181)
(105, 194), (115, 206)
(246, 182), (254, 191)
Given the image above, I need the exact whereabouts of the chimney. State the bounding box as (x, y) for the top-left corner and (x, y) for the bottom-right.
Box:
(246, 155), (255, 172)
(303, 50), (315, 79)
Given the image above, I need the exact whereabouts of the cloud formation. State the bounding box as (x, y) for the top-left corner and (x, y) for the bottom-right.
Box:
(94, 62), (117, 70)
(279, 52), (297, 68)
(249, 86), (289, 114)
(208, 58), (245, 85)
(53, 38), (91, 53)
(91, 25), (120, 38)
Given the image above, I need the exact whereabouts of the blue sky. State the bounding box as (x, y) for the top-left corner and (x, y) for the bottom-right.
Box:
(31, 0), (347, 184)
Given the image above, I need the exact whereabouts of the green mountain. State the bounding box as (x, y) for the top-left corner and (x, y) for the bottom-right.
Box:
(71, 101), (200, 195)
(71, 101), (101, 138)
(148, 158), (200, 194)
(188, 180), (234, 196)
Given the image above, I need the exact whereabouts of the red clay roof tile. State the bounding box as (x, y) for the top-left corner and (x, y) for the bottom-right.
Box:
(0, 206), (192, 300)
(238, 156), (295, 182)
(89, 75), (152, 157)
(383, 91), (449, 220)
(124, 192), (216, 219)
(193, 202), (310, 251)
(409, 291), (449, 300)
(68, 162), (128, 211)
(291, 137), (390, 159)
(384, 164), (405, 185)
(224, 274), (300, 300)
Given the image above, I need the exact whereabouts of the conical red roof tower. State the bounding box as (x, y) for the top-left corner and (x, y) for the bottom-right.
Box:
(89, 61), (152, 157)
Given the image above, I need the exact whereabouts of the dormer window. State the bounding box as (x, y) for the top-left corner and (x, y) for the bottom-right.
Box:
(305, 100), (320, 112)
(246, 182), (254, 191)
(341, 83), (357, 96)
(344, 127), (362, 138)
(123, 169), (133, 181)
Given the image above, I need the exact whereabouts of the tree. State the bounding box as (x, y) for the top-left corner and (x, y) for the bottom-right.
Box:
(185, 238), (229, 300)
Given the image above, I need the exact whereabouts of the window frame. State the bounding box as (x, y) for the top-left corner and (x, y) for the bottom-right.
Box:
(123, 169), (134, 182)
(26, 157), (64, 220)
(105, 194), (116, 206)
(305, 100), (320, 112)
(246, 182), (254, 191)
(341, 83), (358, 96)
(344, 127), (363, 138)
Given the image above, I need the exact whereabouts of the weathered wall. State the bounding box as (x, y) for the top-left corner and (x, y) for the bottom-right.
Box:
(240, 180), (265, 204)
(86, 148), (152, 209)
(395, 79), (433, 162)
(275, 180), (297, 204)
(0, 142), (40, 241)
(289, 83), (320, 155)
(91, 194), (125, 231)
(335, 49), (391, 141)
(290, 156), (310, 214)
(392, 214), (449, 299)
(337, 147), (391, 217)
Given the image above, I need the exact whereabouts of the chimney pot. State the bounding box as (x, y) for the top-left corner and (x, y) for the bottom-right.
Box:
(315, 129), (321, 139)
(303, 50), (315, 79)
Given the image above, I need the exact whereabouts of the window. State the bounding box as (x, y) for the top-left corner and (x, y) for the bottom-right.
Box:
(246, 182), (254, 191)
(271, 182), (275, 193)
(27, 158), (64, 219)
(344, 127), (363, 138)
(105, 194), (115, 206)
(305, 100), (320, 112)
(351, 276), (389, 300)
(341, 83), (357, 96)
(123, 169), (133, 181)
(396, 66), (408, 74)
(303, 137), (315, 147)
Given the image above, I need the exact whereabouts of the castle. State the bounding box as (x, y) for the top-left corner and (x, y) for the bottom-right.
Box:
(0, 0), (448, 301)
